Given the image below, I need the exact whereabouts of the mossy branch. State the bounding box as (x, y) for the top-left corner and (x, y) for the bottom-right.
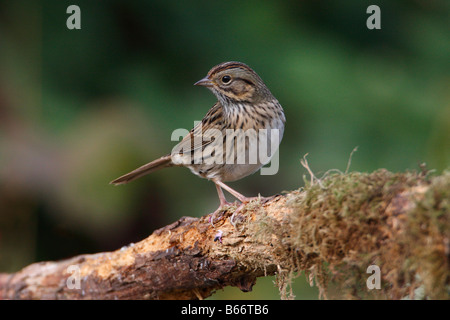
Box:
(0, 168), (449, 300)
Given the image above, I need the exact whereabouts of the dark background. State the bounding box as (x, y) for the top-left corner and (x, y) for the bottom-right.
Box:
(0, 0), (448, 299)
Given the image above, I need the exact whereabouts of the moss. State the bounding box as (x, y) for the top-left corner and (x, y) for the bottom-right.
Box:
(404, 170), (450, 299)
(269, 168), (449, 299)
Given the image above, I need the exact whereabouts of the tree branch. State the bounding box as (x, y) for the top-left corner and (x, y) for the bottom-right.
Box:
(0, 169), (449, 299)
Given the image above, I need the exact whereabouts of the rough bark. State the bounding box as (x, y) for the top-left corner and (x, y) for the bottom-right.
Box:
(0, 169), (448, 300)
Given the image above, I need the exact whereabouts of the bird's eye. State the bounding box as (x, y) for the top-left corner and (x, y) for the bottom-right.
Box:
(221, 75), (231, 84)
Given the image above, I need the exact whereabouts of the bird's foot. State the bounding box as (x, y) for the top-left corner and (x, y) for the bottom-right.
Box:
(209, 201), (238, 226)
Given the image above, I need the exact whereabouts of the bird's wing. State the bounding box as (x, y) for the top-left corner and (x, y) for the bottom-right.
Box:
(171, 103), (225, 163)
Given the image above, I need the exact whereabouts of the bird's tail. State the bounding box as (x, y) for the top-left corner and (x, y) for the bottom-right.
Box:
(110, 154), (173, 185)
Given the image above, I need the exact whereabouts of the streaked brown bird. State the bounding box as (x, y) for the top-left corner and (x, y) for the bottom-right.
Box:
(111, 61), (285, 224)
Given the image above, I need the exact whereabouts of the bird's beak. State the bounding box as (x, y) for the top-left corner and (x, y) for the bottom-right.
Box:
(194, 77), (213, 87)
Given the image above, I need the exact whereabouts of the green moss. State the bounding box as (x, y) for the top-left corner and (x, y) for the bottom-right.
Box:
(277, 168), (449, 299)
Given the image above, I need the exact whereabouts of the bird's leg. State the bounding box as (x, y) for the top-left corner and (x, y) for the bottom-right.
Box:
(216, 183), (231, 207)
(209, 183), (235, 226)
(214, 180), (251, 203)
(214, 180), (273, 204)
(214, 180), (274, 227)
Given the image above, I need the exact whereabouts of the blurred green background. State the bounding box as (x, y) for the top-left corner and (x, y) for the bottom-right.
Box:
(0, 0), (449, 299)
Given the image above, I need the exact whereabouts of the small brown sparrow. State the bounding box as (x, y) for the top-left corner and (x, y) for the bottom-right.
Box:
(111, 62), (285, 224)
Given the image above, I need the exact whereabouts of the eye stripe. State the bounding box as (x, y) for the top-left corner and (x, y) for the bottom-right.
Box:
(239, 78), (253, 85)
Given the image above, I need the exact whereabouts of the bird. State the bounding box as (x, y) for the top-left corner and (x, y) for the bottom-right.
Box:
(110, 61), (285, 224)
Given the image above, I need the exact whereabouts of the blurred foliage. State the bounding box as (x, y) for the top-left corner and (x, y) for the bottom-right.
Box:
(0, 0), (449, 299)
